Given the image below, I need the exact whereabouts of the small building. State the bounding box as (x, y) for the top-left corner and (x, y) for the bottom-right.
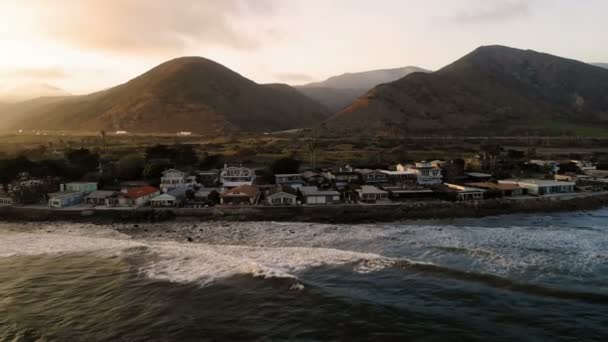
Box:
(275, 174), (305, 188)
(220, 185), (260, 205)
(325, 166), (361, 189)
(177, 131), (192, 136)
(62, 182), (98, 194)
(465, 182), (526, 197)
(381, 170), (417, 183)
(383, 186), (436, 201)
(84, 190), (118, 205)
(160, 169), (196, 193)
(499, 179), (575, 196)
(115, 130), (129, 135)
(194, 187), (222, 202)
(402, 162), (443, 186)
(107, 186), (160, 207)
(197, 169), (220, 186)
(298, 186), (341, 205)
(266, 186), (298, 206)
(150, 188), (188, 207)
(48, 191), (84, 208)
(442, 184), (485, 201)
(220, 165), (256, 189)
(356, 169), (389, 184)
(301, 170), (329, 186)
(0, 189), (14, 207)
(356, 185), (389, 203)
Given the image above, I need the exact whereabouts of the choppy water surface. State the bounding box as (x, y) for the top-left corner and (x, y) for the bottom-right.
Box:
(1, 209), (608, 341)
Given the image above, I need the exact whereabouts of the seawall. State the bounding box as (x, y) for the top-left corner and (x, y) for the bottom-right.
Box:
(1, 192), (608, 224)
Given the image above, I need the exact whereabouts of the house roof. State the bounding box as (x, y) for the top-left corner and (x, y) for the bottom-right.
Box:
(268, 186), (298, 197)
(85, 190), (117, 199)
(151, 193), (177, 201)
(358, 185), (388, 194)
(500, 179), (576, 186)
(124, 186), (160, 199)
(298, 186), (340, 196)
(465, 172), (493, 178)
(465, 182), (523, 191)
(162, 169), (185, 175)
(221, 185), (259, 198)
(48, 191), (83, 198)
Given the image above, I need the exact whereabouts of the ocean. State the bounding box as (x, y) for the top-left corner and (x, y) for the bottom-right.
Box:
(1, 209), (607, 341)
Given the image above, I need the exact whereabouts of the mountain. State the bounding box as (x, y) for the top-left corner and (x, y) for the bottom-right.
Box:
(2, 57), (329, 134)
(0, 83), (70, 103)
(325, 46), (608, 136)
(593, 63), (608, 69)
(295, 66), (429, 111)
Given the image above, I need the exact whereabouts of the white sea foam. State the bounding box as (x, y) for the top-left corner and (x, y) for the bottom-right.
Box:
(0, 231), (397, 286)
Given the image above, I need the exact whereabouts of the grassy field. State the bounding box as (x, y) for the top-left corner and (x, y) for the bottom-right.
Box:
(2, 131), (608, 167)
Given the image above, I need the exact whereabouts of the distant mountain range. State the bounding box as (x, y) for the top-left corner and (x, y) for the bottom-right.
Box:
(0, 83), (70, 103)
(2, 47), (608, 136)
(295, 67), (429, 111)
(1, 57), (329, 134)
(324, 46), (608, 136)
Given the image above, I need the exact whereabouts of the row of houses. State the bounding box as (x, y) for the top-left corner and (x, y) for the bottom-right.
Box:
(1, 159), (602, 209)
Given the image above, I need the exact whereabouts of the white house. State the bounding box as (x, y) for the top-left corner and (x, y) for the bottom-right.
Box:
(0, 189), (13, 206)
(407, 162), (443, 186)
(298, 186), (341, 205)
(266, 186), (299, 206)
(220, 165), (255, 189)
(499, 179), (575, 196)
(444, 183), (485, 201)
(356, 185), (389, 203)
(160, 169), (196, 193)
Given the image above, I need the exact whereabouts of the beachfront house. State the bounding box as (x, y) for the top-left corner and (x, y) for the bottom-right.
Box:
(220, 165), (256, 189)
(62, 182), (98, 194)
(220, 185), (260, 205)
(442, 183), (485, 201)
(356, 185), (389, 203)
(160, 169), (196, 193)
(275, 174), (305, 188)
(84, 190), (118, 205)
(381, 170), (417, 184)
(150, 188), (188, 207)
(324, 166), (361, 189)
(356, 169), (389, 184)
(410, 162), (443, 186)
(499, 179), (575, 196)
(266, 186), (298, 206)
(298, 186), (341, 205)
(48, 191), (85, 208)
(106, 186), (160, 207)
(465, 182), (526, 197)
(0, 189), (14, 206)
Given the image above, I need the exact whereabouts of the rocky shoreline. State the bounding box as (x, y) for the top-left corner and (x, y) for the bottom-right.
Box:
(1, 192), (608, 224)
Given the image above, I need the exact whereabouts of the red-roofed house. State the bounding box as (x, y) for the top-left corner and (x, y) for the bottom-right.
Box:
(220, 185), (260, 205)
(106, 186), (161, 207)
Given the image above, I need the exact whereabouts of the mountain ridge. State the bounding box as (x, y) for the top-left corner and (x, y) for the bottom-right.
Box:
(324, 45), (608, 136)
(2, 57), (329, 133)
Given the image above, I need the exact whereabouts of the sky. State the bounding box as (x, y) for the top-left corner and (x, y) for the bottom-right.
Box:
(0, 0), (607, 95)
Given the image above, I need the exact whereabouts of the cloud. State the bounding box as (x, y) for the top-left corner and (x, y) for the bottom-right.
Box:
(274, 72), (317, 83)
(448, 0), (532, 24)
(35, 0), (276, 55)
(0, 67), (68, 80)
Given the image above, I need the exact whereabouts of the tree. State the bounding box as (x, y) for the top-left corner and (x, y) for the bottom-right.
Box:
(199, 154), (225, 170)
(207, 190), (220, 205)
(145, 144), (174, 160)
(173, 144), (198, 166)
(65, 148), (100, 172)
(143, 160), (173, 180)
(115, 154), (145, 180)
(270, 157), (302, 176)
